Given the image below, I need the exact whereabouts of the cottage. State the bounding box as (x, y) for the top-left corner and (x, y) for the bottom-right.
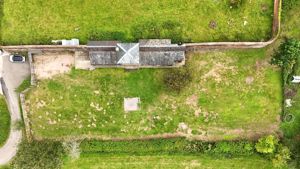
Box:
(87, 39), (185, 67)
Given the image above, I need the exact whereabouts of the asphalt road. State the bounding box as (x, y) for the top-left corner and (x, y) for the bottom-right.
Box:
(0, 52), (30, 165)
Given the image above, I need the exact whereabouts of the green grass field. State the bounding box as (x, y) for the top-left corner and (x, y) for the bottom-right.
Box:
(26, 49), (281, 140)
(62, 154), (277, 169)
(0, 96), (10, 146)
(1, 0), (273, 45)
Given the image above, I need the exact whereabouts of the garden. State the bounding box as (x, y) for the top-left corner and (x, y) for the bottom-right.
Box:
(25, 48), (282, 140)
(0, 0), (274, 45)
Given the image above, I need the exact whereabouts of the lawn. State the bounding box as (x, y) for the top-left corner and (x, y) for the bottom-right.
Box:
(63, 154), (277, 169)
(1, 0), (274, 45)
(0, 96), (10, 146)
(26, 49), (282, 140)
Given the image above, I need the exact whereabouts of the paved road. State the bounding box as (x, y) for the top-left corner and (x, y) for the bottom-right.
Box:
(0, 52), (30, 165)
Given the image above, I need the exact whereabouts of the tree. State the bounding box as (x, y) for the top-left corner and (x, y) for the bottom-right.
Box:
(228, 0), (243, 8)
(255, 135), (279, 154)
(271, 39), (300, 85)
(163, 68), (192, 92)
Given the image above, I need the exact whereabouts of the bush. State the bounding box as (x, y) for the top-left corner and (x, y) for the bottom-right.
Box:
(271, 39), (300, 85)
(228, 0), (244, 8)
(185, 141), (212, 153)
(131, 20), (184, 43)
(11, 140), (65, 169)
(80, 138), (192, 155)
(163, 68), (192, 92)
(255, 135), (279, 154)
(63, 141), (81, 160)
(89, 30), (127, 41)
(272, 145), (291, 168)
(213, 141), (255, 156)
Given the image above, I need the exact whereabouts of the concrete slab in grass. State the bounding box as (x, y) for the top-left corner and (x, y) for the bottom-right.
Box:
(124, 98), (140, 112)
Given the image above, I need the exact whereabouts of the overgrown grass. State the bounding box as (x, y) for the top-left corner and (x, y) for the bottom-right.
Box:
(281, 0), (300, 39)
(62, 154), (277, 169)
(1, 0), (273, 45)
(26, 49), (281, 139)
(0, 96), (10, 147)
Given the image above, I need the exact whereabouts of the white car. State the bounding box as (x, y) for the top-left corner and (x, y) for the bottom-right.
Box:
(9, 54), (26, 63)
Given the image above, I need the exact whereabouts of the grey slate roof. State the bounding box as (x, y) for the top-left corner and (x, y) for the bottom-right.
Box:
(140, 50), (185, 66)
(87, 39), (186, 67)
(117, 43), (139, 65)
(87, 41), (119, 47)
(89, 51), (118, 65)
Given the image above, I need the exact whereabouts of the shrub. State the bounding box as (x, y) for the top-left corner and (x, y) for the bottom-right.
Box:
(185, 141), (212, 153)
(213, 141), (255, 155)
(228, 0), (244, 8)
(271, 39), (300, 85)
(80, 138), (191, 155)
(255, 135), (279, 154)
(163, 68), (192, 92)
(11, 140), (65, 169)
(131, 20), (184, 43)
(272, 145), (291, 168)
(89, 30), (126, 41)
(63, 141), (81, 160)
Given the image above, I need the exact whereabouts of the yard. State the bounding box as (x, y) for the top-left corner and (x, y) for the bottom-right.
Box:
(1, 0), (273, 45)
(25, 49), (282, 140)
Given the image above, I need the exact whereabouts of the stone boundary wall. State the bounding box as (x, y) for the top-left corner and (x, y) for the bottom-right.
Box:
(28, 52), (37, 86)
(32, 129), (281, 142)
(19, 88), (32, 141)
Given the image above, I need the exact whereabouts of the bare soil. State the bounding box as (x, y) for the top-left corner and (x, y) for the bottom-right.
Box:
(33, 52), (75, 79)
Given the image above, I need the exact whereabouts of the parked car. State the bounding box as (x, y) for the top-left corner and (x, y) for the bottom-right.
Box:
(9, 54), (26, 63)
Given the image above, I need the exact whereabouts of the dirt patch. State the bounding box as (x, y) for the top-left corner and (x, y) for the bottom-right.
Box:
(202, 62), (236, 83)
(245, 76), (254, 84)
(186, 94), (198, 107)
(33, 52), (75, 79)
(255, 59), (269, 71)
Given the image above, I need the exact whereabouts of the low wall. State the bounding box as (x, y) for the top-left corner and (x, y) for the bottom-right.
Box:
(19, 88), (32, 141)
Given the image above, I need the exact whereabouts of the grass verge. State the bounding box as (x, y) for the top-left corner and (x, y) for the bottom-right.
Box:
(62, 154), (276, 169)
(0, 96), (10, 147)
